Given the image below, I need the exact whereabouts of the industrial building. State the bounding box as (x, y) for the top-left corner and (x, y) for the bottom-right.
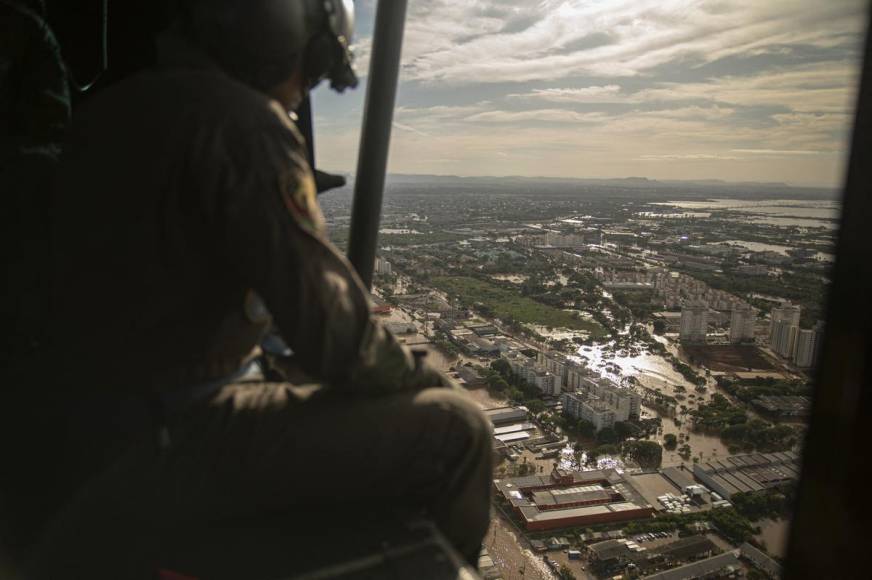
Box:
(484, 407), (529, 427)
(693, 451), (800, 499)
(494, 468), (655, 531)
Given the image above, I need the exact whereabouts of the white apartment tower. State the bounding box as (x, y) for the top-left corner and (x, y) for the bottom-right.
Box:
(793, 321), (825, 369)
(730, 304), (756, 344)
(680, 302), (708, 343)
(769, 303), (801, 358)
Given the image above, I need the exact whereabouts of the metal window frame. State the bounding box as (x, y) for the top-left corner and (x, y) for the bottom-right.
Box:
(784, 7), (872, 578)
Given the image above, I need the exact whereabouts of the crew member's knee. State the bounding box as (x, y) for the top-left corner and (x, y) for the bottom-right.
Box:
(414, 388), (493, 464)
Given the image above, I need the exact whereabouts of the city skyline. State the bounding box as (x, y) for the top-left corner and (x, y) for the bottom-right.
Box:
(313, 0), (866, 188)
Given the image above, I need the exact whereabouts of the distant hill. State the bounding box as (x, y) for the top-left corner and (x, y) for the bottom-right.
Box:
(322, 172), (839, 200)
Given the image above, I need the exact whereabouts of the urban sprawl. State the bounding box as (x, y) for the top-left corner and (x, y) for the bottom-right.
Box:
(323, 177), (835, 580)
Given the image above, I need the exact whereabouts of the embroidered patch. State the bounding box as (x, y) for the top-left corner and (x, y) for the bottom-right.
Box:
(279, 166), (324, 236)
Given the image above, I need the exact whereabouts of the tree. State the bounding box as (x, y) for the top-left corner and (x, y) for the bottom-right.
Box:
(486, 375), (509, 393)
(678, 443), (692, 460)
(490, 358), (511, 376)
(524, 399), (546, 415)
(517, 463), (536, 476)
(708, 507), (758, 543)
(596, 426), (618, 444)
(663, 433), (678, 450)
(558, 564), (577, 580)
(652, 319), (666, 334)
(614, 421), (641, 441)
(595, 444), (620, 456)
(576, 419), (596, 439)
(505, 387), (524, 402)
(624, 440), (663, 468)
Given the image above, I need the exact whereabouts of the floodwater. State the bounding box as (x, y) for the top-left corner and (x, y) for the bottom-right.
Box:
(379, 228), (421, 234)
(637, 211), (712, 219)
(491, 273), (528, 284)
(755, 518), (791, 558)
(528, 324), (590, 341)
(652, 199), (840, 229)
(573, 335), (733, 461)
(657, 414), (733, 465)
(713, 240), (794, 255)
(573, 338), (696, 397)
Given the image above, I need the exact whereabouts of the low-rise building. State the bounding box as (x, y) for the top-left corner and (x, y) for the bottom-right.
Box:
(642, 552), (742, 580)
(693, 451), (800, 499)
(753, 395), (810, 417)
(740, 542), (782, 578)
(456, 366), (486, 387)
(650, 536), (718, 565)
(484, 407), (529, 427)
(494, 468), (654, 531)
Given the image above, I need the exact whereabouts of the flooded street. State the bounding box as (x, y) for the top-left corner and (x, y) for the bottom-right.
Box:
(755, 518), (791, 558)
(485, 512), (557, 580)
(574, 336), (699, 399)
(573, 335), (734, 462)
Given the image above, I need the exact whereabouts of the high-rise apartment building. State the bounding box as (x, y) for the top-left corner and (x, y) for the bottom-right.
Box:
(680, 301), (708, 343)
(730, 304), (756, 344)
(769, 303), (801, 358)
(793, 329), (816, 368)
(793, 321), (825, 369)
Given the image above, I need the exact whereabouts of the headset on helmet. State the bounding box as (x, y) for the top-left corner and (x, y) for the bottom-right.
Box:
(270, 0), (357, 91)
(315, 0), (358, 91)
(184, 0), (358, 93)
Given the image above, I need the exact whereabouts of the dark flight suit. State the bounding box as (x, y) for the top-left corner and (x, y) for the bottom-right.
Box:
(32, 32), (491, 575)
(0, 3), (69, 561)
(0, 0), (70, 356)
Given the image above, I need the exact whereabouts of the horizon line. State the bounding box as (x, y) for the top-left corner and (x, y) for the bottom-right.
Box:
(319, 170), (840, 190)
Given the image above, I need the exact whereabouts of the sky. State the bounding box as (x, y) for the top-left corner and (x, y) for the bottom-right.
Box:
(312, 0), (868, 188)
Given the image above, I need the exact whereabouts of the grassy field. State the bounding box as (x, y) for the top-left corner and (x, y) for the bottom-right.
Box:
(432, 275), (607, 336)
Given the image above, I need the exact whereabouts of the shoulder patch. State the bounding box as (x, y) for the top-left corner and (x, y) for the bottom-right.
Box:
(278, 165), (325, 236)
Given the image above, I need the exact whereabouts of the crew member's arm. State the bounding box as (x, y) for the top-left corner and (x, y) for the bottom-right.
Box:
(214, 103), (448, 393)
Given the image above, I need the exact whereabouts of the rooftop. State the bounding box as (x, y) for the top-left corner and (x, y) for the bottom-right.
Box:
(642, 551), (742, 580)
(694, 451), (800, 498)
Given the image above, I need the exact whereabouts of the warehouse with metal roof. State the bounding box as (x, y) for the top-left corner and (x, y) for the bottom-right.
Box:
(692, 451), (799, 499)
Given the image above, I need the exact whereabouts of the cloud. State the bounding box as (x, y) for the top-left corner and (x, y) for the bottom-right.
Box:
(633, 63), (859, 113)
(349, 37), (372, 79)
(638, 154), (742, 161)
(731, 148), (823, 155)
(313, 0), (863, 187)
(392, 121), (431, 137)
(464, 109), (608, 124)
(399, 0), (866, 85)
(508, 85), (624, 103)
